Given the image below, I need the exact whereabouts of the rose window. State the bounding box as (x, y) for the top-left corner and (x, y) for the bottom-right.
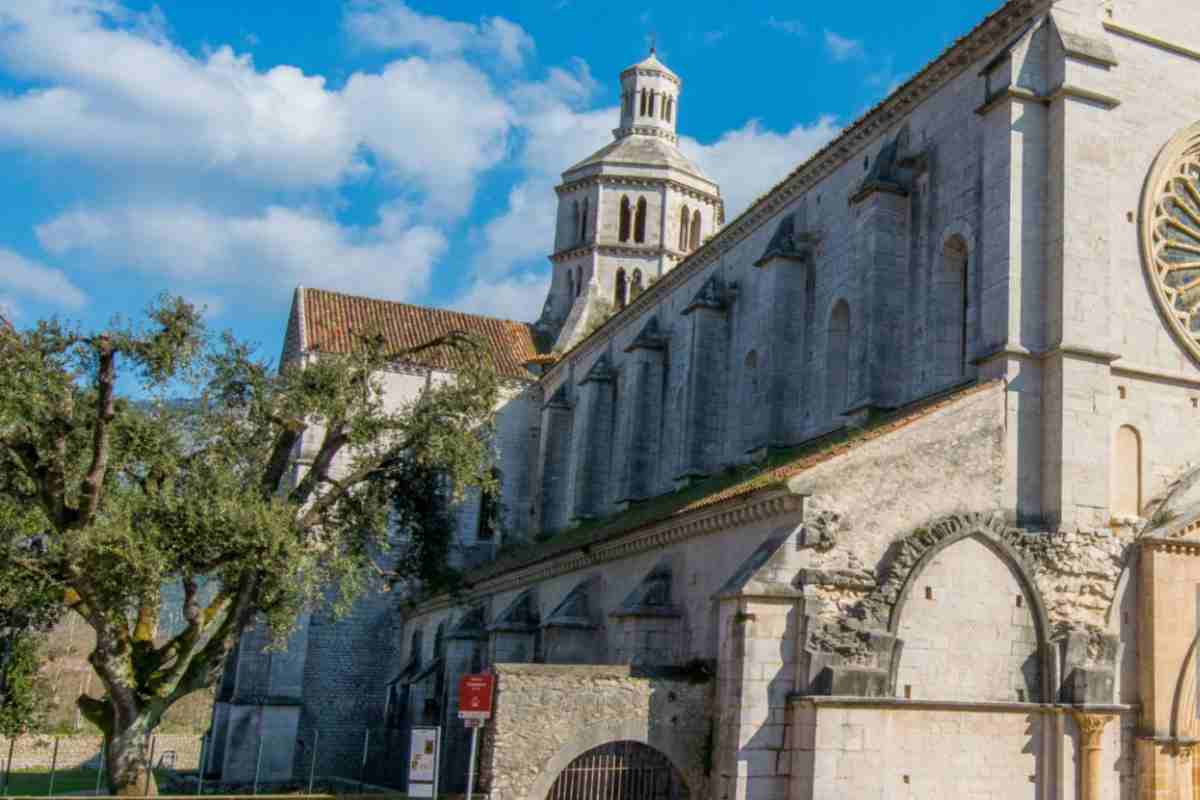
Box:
(1142, 124), (1200, 362)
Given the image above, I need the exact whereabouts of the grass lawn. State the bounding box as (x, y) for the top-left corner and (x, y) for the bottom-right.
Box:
(1, 768), (170, 796)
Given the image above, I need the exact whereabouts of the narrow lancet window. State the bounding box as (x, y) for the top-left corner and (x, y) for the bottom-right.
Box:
(619, 196), (632, 242)
(634, 197), (647, 243)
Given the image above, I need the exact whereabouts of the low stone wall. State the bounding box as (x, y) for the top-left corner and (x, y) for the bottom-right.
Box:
(481, 664), (713, 800)
(0, 735), (204, 771)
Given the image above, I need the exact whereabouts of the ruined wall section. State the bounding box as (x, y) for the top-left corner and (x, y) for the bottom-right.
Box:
(481, 664), (712, 800)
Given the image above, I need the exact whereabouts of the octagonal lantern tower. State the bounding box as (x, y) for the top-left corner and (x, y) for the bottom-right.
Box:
(536, 48), (724, 352)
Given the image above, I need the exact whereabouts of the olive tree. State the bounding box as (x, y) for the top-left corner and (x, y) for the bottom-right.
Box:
(0, 299), (500, 795)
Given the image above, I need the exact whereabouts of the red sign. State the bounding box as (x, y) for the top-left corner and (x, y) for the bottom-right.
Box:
(458, 674), (495, 719)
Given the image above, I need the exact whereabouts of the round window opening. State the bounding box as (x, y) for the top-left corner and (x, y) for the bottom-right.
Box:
(1141, 123), (1200, 362)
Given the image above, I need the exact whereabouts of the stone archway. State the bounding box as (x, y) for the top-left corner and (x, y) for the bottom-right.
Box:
(524, 719), (694, 800)
(544, 740), (688, 800)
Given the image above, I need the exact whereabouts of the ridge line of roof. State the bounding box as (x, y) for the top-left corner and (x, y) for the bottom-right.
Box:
(539, 0), (1040, 381)
(301, 286), (535, 330)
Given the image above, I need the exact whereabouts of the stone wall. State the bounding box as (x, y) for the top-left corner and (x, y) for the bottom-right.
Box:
(481, 664), (713, 800)
(0, 734), (203, 771)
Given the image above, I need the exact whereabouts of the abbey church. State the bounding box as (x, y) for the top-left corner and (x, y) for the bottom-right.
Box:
(210, 1), (1200, 797)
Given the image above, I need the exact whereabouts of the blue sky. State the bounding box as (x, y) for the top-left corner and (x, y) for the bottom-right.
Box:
(0, 0), (998, 359)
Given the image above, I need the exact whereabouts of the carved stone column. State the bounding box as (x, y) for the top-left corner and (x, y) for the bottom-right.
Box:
(1072, 711), (1112, 800)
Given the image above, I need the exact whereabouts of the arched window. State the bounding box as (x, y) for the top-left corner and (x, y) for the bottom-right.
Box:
(634, 197), (647, 243)
(631, 269), (644, 298)
(690, 209), (702, 250)
(639, 89), (647, 116)
(615, 269), (628, 309)
(570, 200), (579, 245)
(936, 235), (969, 385)
(743, 350), (759, 448)
(566, 269), (574, 301)
(410, 629), (424, 666)
(679, 206), (690, 250)
(619, 196), (632, 242)
(648, 90), (656, 117)
(579, 197), (589, 244)
(478, 467), (501, 541)
(665, 97), (673, 122)
(575, 267), (583, 297)
(827, 300), (850, 420)
(1113, 425), (1142, 517)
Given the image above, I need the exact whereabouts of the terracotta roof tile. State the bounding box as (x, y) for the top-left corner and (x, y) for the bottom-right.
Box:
(299, 288), (543, 381)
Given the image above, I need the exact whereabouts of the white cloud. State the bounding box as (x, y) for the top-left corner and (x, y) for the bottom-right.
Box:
(767, 18), (806, 37)
(681, 116), (842, 216)
(824, 30), (864, 62)
(343, 58), (514, 218)
(36, 204), (444, 307)
(343, 1), (534, 68)
(0, 1), (361, 188)
(0, 0), (517, 213)
(470, 68), (613, 282)
(0, 248), (87, 310)
(452, 273), (550, 322)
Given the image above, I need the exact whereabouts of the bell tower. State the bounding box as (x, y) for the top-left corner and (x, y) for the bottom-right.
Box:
(536, 48), (724, 353)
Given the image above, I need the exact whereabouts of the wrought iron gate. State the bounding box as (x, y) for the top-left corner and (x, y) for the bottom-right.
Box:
(546, 741), (687, 800)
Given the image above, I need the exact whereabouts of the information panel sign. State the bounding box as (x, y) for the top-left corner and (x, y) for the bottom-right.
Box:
(458, 673), (495, 720)
(407, 727), (440, 798)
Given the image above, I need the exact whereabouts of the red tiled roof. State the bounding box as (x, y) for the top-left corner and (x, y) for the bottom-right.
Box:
(299, 288), (542, 381)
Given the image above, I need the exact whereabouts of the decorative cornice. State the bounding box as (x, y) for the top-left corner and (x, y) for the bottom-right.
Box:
(1140, 537), (1200, 556)
(612, 125), (678, 144)
(556, 175), (722, 204)
(411, 490), (803, 615)
(789, 696), (1135, 716)
(1048, 84), (1121, 109)
(619, 66), (681, 87)
(1104, 20), (1200, 64)
(541, 0), (1049, 384)
(973, 83), (1120, 116)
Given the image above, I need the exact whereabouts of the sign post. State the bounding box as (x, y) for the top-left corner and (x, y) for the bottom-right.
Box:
(407, 727), (441, 799)
(458, 674), (495, 800)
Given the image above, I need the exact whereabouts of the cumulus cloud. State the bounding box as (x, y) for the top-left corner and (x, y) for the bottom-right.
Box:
(824, 30), (864, 62)
(470, 64), (613, 283)
(344, 1), (534, 68)
(343, 58), (514, 217)
(681, 116), (841, 216)
(36, 204), (445, 307)
(452, 273), (550, 322)
(0, 0), (517, 210)
(0, 248), (87, 310)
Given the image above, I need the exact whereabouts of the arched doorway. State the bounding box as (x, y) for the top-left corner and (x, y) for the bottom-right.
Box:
(546, 741), (687, 800)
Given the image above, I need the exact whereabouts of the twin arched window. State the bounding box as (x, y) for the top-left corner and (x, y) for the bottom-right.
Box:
(631, 269), (644, 298)
(620, 196), (648, 244)
(690, 209), (702, 250)
(579, 198), (589, 244)
(679, 206), (690, 250)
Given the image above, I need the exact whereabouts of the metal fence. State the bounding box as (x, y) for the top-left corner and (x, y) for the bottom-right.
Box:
(0, 728), (409, 797)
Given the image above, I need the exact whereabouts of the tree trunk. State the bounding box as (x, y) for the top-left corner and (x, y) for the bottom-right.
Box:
(105, 721), (159, 797)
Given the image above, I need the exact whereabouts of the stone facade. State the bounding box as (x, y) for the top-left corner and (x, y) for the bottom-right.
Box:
(217, 3), (1200, 799)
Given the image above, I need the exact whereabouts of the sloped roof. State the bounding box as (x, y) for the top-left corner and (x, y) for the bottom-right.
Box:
(565, 135), (715, 186)
(297, 287), (543, 381)
(622, 51), (679, 80)
(468, 379), (1000, 583)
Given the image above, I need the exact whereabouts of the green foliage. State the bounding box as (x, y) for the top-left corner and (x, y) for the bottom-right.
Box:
(0, 297), (501, 791)
(0, 632), (49, 737)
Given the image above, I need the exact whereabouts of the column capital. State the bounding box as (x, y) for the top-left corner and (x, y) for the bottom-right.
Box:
(1071, 711), (1113, 747)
